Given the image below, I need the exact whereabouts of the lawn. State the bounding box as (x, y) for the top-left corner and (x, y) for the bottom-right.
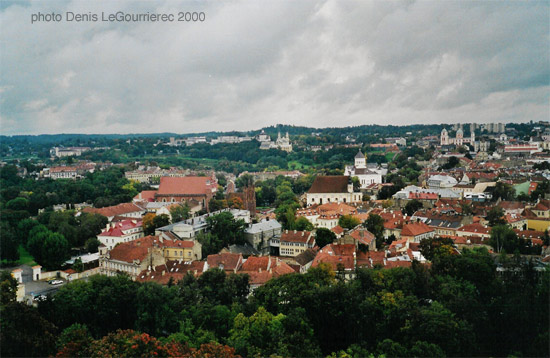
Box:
(288, 161), (311, 170)
(17, 245), (37, 266)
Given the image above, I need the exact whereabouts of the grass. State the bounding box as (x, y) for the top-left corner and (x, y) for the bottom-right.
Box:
(17, 245), (37, 266)
(288, 161), (311, 170)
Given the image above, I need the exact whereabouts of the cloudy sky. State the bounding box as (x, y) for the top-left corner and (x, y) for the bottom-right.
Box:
(1, 0), (548, 135)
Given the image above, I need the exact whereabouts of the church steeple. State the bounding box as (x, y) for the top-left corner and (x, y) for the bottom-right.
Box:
(354, 150), (366, 169)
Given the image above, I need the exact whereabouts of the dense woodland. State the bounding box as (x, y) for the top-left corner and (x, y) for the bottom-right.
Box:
(1, 247), (548, 357)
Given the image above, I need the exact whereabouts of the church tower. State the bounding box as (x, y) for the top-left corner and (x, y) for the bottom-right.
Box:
(441, 128), (449, 146)
(354, 150), (366, 169)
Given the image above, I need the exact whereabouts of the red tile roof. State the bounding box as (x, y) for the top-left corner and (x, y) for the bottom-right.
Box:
(157, 176), (216, 196)
(312, 252), (355, 271)
(457, 223), (490, 235)
(331, 225), (345, 235)
(109, 236), (156, 263)
(99, 220), (142, 237)
(207, 253), (243, 272)
(83, 202), (144, 218)
(401, 222), (434, 237)
(281, 230), (315, 244)
(136, 260), (205, 284)
(308, 176), (350, 194)
(134, 190), (157, 202)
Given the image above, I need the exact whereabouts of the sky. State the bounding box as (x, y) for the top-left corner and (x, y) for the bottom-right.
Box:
(0, 0), (549, 135)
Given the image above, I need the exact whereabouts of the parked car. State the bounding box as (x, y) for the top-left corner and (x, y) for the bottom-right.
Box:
(48, 280), (63, 285)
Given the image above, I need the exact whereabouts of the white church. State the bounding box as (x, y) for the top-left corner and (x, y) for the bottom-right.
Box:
(344, 150), (384, 188)
(440, 124), (475, 147)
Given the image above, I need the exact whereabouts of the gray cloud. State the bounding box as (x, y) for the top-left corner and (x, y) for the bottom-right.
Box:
(0, 0), (548, 135)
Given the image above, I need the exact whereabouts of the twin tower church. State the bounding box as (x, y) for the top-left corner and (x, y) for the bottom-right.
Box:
(440, 125), (475, 146)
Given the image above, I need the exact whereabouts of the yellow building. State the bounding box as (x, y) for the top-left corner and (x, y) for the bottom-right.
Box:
(162, 239), (202, 261)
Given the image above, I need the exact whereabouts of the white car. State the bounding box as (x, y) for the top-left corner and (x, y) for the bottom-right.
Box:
(49, 280), (63, 285)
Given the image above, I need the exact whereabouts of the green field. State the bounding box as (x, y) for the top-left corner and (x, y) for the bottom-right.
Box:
(17, 245), (37, 266)
(288, 161), (311, 170)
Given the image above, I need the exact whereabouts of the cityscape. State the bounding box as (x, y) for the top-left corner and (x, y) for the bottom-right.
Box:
(1, 0), (549, 357)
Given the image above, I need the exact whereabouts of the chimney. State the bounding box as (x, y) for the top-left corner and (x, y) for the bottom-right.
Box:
(162, 270), (165, 276)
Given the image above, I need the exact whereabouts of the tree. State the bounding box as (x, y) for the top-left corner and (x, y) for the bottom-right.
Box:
(142, 213), (156, 236)
(41, 232), (71, 270)
(403, 199), (423, 216)
(206, 212), (246, 250)
(228, 306), (286, 357)
(170, 203), (191, 223)
(419, 237), (455, 261)
(56, 323), (93, 358)
(338, 215), (360, 230)
(83, 329), (187, 358)
(0, 270), (18, 306)
(486, 207), (506, 226)
(315, 228), (336, 249)
(73, 257), (84, 273)
(85, 238), (101, 253)
(235, 174), (254, 190)
(493, 181), (515, 201)
(364, 214), (385, 248)
(0, 222), (20, 262)
(294, 216), (314, 231)
(0, 302), (57, 357)
(351, 176), (360, 191)
(489, 225), (520, 253)
(442, 156), (460, 170)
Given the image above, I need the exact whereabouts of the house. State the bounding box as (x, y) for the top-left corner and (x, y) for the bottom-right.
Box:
(411, 210), (471, 237)
(83, 202), (146, 222)
(97, 219), (144, 250)
(238, 256), (295, 290)
(244, 219), (282, 254)
(293, 248), (318, 273)
(154, 176), (218, 209)
(206, 253), (243, 273)
(456, 223), (491, 238)
(296, 202), (358, 230)
(347, 227), (377, 251)
(400, 222), (435, 243)
(161, 238), (202, 261)
(279, 230), (316, 257)
(99, 236), (166, 278)
(306, 176), (362, 206)
(44, 166), (79, 180)
(136, 260), (207, 284)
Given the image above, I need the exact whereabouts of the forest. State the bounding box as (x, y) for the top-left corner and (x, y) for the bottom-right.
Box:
(1, 247), (548, 357)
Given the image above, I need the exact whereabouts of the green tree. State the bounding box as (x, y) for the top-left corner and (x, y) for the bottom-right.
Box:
(0, 302), (57, 357)
(170, 203), (191, 223)
(294, 216), (314, 231)
(41, 232), (71, 270)
(492, 181), (516, 201)
(419, 237), (455, 261)
(85, 238), (101, 253)
(0, 222), (20, 262)
(404, 199), (423, 216)
(315, 228), (336, 249)
(338, 215), (360, 230)
(0, 270), (18, 306)
(489, 224), (520, 253)
(364, 213), (385, 248)
(486, 207), (506, 226)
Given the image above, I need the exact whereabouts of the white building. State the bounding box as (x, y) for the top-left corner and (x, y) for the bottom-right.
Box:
(427, 175), (458, 189)
(441, 125), (475, 147)
(344, 150), (383, 188)
(306, 176), (362, 206)
(97, 220), (144, 251)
